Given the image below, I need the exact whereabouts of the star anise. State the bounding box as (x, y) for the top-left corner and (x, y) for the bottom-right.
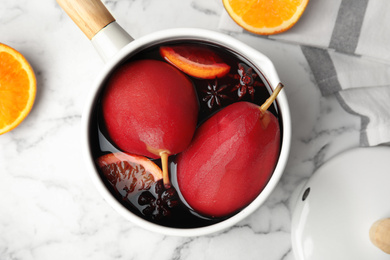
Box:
(202, 79), (229, 109)
(231, 63), (264, 100)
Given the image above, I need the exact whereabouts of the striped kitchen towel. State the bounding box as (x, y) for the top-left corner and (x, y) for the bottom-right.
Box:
(219, 0), (390, 146)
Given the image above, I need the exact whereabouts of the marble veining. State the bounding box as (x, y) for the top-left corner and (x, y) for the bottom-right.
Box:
(0, 0), (366, 259)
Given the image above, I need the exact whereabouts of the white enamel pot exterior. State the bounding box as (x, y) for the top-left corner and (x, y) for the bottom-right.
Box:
(291, 147), (390, 259)
(58, 0), (292, 236)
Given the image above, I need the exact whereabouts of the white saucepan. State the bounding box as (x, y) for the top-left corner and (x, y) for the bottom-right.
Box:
(57, 0), (291, 236)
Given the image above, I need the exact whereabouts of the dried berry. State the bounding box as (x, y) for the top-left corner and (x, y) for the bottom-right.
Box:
(138, 179), (180, 221)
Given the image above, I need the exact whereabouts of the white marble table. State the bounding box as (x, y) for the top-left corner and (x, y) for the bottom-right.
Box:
(0, 1), (362, 259)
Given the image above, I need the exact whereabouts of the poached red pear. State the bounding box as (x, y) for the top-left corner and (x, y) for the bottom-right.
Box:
(102, 59), (199, 188)
(176, 83), (283, 218)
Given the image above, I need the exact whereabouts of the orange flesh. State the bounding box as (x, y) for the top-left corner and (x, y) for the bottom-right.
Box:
(223, 0), (309, 35)
(0, 44), (36, 134)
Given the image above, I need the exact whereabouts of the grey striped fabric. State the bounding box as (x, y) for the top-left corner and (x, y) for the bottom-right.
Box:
(329, 0), (369, 54)
(300, 46), (342, 96)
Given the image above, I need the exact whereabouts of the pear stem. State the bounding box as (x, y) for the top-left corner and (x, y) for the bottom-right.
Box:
(160, 151), (171, 189)
(260, 83), (284, 113)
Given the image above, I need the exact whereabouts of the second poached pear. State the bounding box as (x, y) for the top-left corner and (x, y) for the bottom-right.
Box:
(176, 100), (281, 218)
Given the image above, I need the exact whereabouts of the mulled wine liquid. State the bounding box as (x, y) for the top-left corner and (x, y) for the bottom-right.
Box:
(89, 41), (282, 228)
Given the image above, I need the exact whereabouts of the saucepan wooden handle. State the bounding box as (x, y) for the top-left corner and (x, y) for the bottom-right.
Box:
(56, 0), (115, 40)
(370, 218), (390, 254)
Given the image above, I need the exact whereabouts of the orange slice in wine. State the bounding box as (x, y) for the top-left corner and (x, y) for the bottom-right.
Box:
(96, 152), (163, 197)
(160, 45), (231, 79)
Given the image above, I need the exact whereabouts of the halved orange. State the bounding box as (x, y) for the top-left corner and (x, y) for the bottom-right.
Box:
(96, 152), (163, 198)
(223, 0), (309, 35)
(0, 43), (36, 135)
(160, 45), (231, 79)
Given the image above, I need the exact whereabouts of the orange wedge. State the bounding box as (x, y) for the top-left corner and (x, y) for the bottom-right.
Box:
(96, 152), (163, 196)
(223, 0), (309, 35)
(160, 45), (231, 79)
(0, 43), (36, 135)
